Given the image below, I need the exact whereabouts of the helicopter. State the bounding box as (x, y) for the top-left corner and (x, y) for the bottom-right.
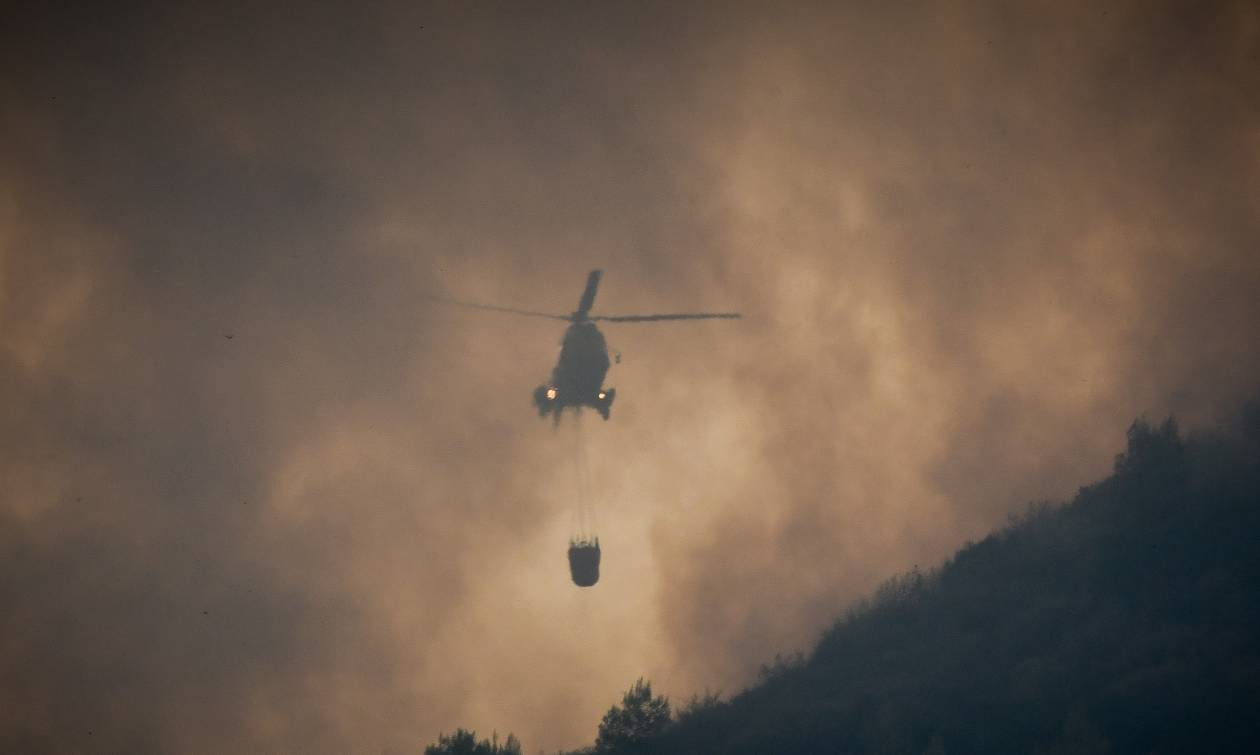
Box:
(436, 270), (740, 421)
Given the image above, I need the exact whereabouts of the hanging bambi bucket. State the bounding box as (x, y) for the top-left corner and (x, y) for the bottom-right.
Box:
(567, 537), (601, 587)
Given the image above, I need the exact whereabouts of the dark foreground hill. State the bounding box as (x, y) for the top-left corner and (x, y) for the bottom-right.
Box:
(594, 410), (1260, 754)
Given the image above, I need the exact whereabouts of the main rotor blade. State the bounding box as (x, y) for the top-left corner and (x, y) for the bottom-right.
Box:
(576, 269), (602, 317)
(425, 295), (571, 321)
(591, 312), (742, 322)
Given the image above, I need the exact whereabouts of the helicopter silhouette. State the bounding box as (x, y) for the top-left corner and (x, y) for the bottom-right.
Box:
(436, 270), (739, 421)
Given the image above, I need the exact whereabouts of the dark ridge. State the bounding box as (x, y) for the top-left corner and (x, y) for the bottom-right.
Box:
(579, 404), (1260, 754)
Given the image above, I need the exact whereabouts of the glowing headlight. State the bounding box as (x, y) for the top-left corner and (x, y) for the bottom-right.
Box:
(546, 387), (557, 400)
(597, 392), (606, 400)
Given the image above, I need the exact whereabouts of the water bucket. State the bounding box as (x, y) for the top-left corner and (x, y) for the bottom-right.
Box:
(568, 539), (601, 587)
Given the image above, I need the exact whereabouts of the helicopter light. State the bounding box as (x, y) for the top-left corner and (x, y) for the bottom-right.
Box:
(546, 387), (557, 400)
(598, 392), (606, 400)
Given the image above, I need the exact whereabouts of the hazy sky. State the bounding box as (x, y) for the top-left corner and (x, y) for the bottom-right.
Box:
(3, 2), (1259, 752)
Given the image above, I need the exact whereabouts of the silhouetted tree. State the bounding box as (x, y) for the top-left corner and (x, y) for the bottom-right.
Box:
(424, 728), (521, 755)
(595, 679), (671, 752)
(756, 651), (805, 683)
(675, 689), (723, 720)
(1113, 416), (1184, 477)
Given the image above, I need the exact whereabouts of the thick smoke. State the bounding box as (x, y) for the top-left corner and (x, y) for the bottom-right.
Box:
(2, 2), (1258, 752)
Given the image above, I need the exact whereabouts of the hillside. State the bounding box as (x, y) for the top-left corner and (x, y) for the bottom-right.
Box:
(584, 409), (1260, 754)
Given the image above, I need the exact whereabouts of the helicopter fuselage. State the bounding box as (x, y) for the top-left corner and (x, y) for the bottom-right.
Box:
(533, 320), (615, 420)
(436, 268), (736, 421)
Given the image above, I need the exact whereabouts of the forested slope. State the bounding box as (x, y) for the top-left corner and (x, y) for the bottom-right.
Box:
(623, 410), (1260, 754)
